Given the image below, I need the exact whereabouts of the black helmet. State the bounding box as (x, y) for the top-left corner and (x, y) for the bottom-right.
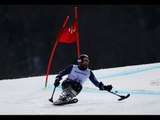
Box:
(77, 54), (89, 70)
(77, 54), (89, 64)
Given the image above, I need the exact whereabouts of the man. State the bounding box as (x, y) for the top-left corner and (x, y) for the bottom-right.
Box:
(54, 54), (113, 104)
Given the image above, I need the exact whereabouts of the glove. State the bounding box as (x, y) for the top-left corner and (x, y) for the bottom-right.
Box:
(54, 78), (60, 87)
(99, 82), (113, 92)
(104, 85), (113, 92)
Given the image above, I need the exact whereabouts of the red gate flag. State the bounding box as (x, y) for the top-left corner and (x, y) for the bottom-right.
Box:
(45, 7), (80, 87)
(57, 20), (79, 43)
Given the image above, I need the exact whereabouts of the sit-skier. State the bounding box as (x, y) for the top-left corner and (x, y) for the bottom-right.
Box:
(53, 54), (113, 104)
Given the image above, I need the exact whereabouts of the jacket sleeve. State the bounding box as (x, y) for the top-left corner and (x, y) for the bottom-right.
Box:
(56, 65), (73, 80)
(89, 71), (100, 88)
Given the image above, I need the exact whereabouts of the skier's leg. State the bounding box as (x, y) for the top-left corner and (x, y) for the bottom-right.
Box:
(60, 79), (82, 101)
(70, 80), (82, 96)
(56, 79), (74, 102)
(54, 79), (82, 104)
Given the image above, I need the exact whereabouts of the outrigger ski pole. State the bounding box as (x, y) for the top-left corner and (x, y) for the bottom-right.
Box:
(108, 91), (130, 101)
(48, 86), (56, 103)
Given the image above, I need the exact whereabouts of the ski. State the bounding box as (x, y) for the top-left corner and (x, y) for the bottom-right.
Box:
(48, 98), (54, 103)
(118, 94), (130, 101)
(53, 98), (78, 106)
(109, 91), (130, 101)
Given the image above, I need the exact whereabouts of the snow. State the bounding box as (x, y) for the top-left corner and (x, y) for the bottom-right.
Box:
(0, 63), (160, 115)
